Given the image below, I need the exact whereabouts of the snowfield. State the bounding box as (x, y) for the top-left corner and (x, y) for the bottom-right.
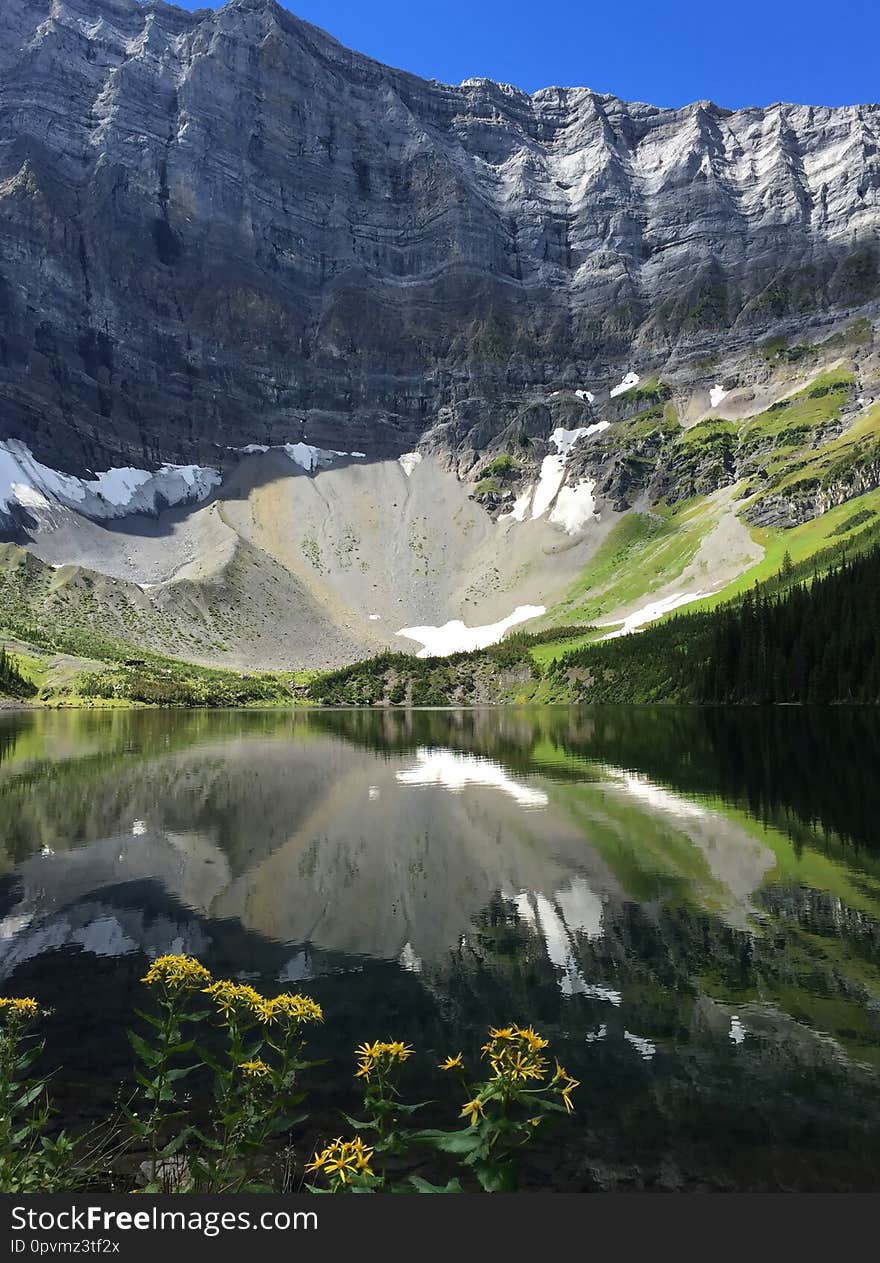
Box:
(0, 440), (220, 521)
(396, 604), (545, 656)
(610, 371), (640, 398)
(600, 590), (714, 638)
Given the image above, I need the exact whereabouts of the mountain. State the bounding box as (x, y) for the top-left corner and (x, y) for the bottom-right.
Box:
(0, 0), (879, 672)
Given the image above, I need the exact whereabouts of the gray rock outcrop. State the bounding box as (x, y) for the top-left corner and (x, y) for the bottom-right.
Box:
(0, 0), (878, 474)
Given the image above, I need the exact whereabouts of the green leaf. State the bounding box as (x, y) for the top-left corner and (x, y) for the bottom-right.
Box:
(408, 1175), (463, 1193)
(132, 1009), (165, 1032)
(128, 1030), (162, 1067)
(165, 1065), (197, 1082)
(410, 1127), (482, 1156)
(269, 1112), (308, 1133)
(475, 1160), (519, 1193)
(195, 1045), (223, 1074)
(338, 1111), (380, 1131)
(160, 1128), (194, 1158)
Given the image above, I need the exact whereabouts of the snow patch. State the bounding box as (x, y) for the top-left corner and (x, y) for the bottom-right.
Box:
(527, 424), (609, 527)
(601, 590), (714, 638)
(549, 423), (608, 456)
(575, 389), (595, 403)
(498, 485), (534, 523)
(610, 371), (640, 398)
(396, 604), (545, 657)
(531, 453), (567, 519)
(709, 384), (729, 409)
(0, 440), (220, 521)
(368, 614), (381, 621)
(398, 451), (422, 477)
(396, 749), (548, 809)
(549, 480), (597, 534)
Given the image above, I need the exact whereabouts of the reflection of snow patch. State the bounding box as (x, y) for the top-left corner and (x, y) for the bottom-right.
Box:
(368, 614), (381, 621)
(399, 942), (422, 974)
(132, 820), (147, 836)
(555, 877), (604, 940)
(729, 1015), (746, 1044)
(513, 887), (608, 998)
(398, 452), (422, 477)
(601, 590), (714, 638)
(709, 384), (729, 409)
(397, 749), (548, 809)
(368, 785), (380, 801)
(614, 771), (709, 821)
(585, 1023), (607, 1042)
(0, 913), (33, 941)
(396, 605), (544, 657)
(70, 916), (138, 959)
(624, 1030), (656, 1060)
(278, 951), (313, 983)
(610, 371), (640, 398)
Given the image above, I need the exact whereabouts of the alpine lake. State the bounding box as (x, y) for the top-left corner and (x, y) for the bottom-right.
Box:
(1, 704), (879, 1191)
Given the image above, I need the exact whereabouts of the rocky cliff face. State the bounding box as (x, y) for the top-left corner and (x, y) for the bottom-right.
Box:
(1, 0), (879, 475)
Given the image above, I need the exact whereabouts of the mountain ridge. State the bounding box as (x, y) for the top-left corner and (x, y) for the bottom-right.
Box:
(1, 0), (878, 474)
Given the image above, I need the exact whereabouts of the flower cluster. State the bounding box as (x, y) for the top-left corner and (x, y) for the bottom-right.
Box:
(354, 1039), (414, 1081)
(239, 1059), (271, 1080)
(481, 1025), (550, 1084)
(203, 981), (324, 1028)
(203, 980), (267, 1022)
(551, 1060), (580, 1113)
(0, 997), (39, 1025)
(261, 993), (324, 1026)
(140, 954), (212, 992)
(305, 1136), (374, 1186)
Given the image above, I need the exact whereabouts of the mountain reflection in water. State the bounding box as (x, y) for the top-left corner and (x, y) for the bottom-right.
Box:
(0, 705), (878, 1190)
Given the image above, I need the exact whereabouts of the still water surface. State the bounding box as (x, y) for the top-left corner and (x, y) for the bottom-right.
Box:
(1, 706), (879, 1190)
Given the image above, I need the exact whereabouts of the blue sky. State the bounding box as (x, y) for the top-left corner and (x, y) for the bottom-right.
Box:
(170, 0), (879, 110)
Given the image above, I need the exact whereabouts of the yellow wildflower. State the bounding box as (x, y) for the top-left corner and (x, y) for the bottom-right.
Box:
(515, 1025), (549, 1052)
(203, 979), (267, 1021)
(355, 1040), (383, 1061)
(305, 1137), (374, 1184)
(352, 1039), (413, 1080)
(140, 954), (211, 991)
(0, 997), (39, 1024)
(552, 1061), (579, 1111)
(438, 1053), (464, 1071)
(261, 993), (323, 1025)
(461, 1097), (485, 1126)
(239, 1058), (271, 1079)
(384, 1040), (414, 1061)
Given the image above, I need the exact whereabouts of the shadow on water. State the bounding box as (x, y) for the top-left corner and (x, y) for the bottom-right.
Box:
(0, 704), (879, 1190)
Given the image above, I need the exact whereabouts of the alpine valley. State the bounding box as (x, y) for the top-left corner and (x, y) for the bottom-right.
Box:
(1, 0), (879, 702)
